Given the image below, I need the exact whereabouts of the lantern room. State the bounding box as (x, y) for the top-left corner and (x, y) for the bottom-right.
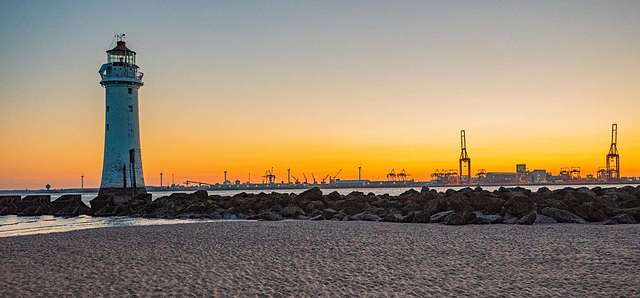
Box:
(107, 40), (136, 66)
(99, 34), (143, 84)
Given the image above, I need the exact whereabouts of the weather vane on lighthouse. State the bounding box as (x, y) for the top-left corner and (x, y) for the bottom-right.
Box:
(97, 34), (147, 202)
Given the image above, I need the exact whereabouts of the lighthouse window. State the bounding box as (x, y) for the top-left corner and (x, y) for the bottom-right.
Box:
(106, 124), (109, 131)
(128, 106), (133, 112)
(128, 88), (132, 94)
(106, 106), (109, 112)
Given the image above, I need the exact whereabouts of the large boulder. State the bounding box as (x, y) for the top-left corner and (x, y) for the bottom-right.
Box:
(223, 213), (239, 220)
(18, 195), (54, 216)
(322, 208), (338, 218)
(442, 212), (466, 225)
(502, 194), (535, 218)
(297, 187), (323, 204)
(402, 211), (416, 223)
(382, 213), (404, 223)
(473, 212), (503, 224)
(468, 192), (504, 215)
(576, 187), (598, 199)
(399, 189), (420, 198)
(309, 214), (325, 221)
(191, 190), (209, 200)
(338, 198), (371, 216)
(352, 213), (382, 221)
(611, 190), (640, 209)
(502, 214), (518, 224)
(442, 211), (475, 225)
(551, 189), (617, 222)
(517, 212), (536, 225)
(420, 187), (431, 195)
(94, 205), (131, 217)
(0, 196), (21, 215)
(52, 195), (90, 216)
(400, 201), (421, 214)
(604, 213), (636, 225)
(534, 214), (557, 224)
(618, 206), (640, 221)
(411, 211), (431, 223)
(279, 205), (305, 218)
(90, 195), (133, 216)
(537, 187), (551, 194)
(572, 200), (610, 222)
(422, 188), (439, 201)
(443, 193), (472, 212)
(90, 195), (118, 212)
(260, 211), (284, 221)
(331, 211), (348, 221)
(183, 202), (208, 214)
(127, 194), (154, 215)
(325, 191), (342, 202)
(308, 209), (323, 218)
(469, 217), (491, 224)
(128, 193), (152, 206)
(541, 207), (586, 224)
(422, 197), (447, 216)
(430, 210), (453, 223)
(305, 200), (325, 214)
(251, 194), (281, 212)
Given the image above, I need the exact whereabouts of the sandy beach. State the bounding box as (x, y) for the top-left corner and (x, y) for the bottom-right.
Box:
(1, 221), (639, 296)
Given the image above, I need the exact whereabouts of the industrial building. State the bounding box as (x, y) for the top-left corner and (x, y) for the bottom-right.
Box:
(484, 173), (518, 184)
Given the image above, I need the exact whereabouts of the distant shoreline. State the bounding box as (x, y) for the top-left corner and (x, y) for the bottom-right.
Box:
(1, 181), (639, 194)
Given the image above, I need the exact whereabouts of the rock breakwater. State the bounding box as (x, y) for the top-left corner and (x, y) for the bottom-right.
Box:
(2, 186), (640, 225)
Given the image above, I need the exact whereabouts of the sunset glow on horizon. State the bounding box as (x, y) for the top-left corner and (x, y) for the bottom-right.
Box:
(1, 1), (640, 189)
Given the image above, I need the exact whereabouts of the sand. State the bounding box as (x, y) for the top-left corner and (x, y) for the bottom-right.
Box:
(1, 221), (639, 297)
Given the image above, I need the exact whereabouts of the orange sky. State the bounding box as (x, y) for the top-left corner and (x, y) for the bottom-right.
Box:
(1, 1), (639, 189)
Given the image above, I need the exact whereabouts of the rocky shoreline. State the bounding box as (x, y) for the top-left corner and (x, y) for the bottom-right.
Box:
(1, 186), (640, 225)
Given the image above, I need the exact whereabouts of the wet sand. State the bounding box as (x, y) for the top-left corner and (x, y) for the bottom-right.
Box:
(1, 221), (639, 296)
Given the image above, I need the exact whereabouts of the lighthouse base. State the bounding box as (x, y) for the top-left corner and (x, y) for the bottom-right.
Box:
(98, 187), (148, 203)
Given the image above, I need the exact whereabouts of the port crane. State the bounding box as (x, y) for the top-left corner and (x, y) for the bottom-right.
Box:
(397, 169), (410, 181)
(321, 174), (330, 184)
(184, 180), (214, 187)
(330, 169), (342, 183)
(446, 169), (459, 177)
(431, 169), (444, 180)
(311, 173), (317, 184)
(386, 169), (397, 181)
(559, 167), (570, 180)
(431, 168), (458, 184)
(291, 175), (300, 184)
(459, 130), (471, 185)
(606, 123), (620, 180)
(477, 169), (487, 180)
(303, 173), (308, 183)
(597, 167), (607, 180)
(570, 167), (581, 180)
(263, 167), (276, 184)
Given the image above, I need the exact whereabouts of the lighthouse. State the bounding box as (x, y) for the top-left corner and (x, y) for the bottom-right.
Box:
(97, 34), (147, 201)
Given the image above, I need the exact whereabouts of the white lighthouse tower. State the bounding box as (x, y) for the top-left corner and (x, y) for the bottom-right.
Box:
(98, 34), (147, 201)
